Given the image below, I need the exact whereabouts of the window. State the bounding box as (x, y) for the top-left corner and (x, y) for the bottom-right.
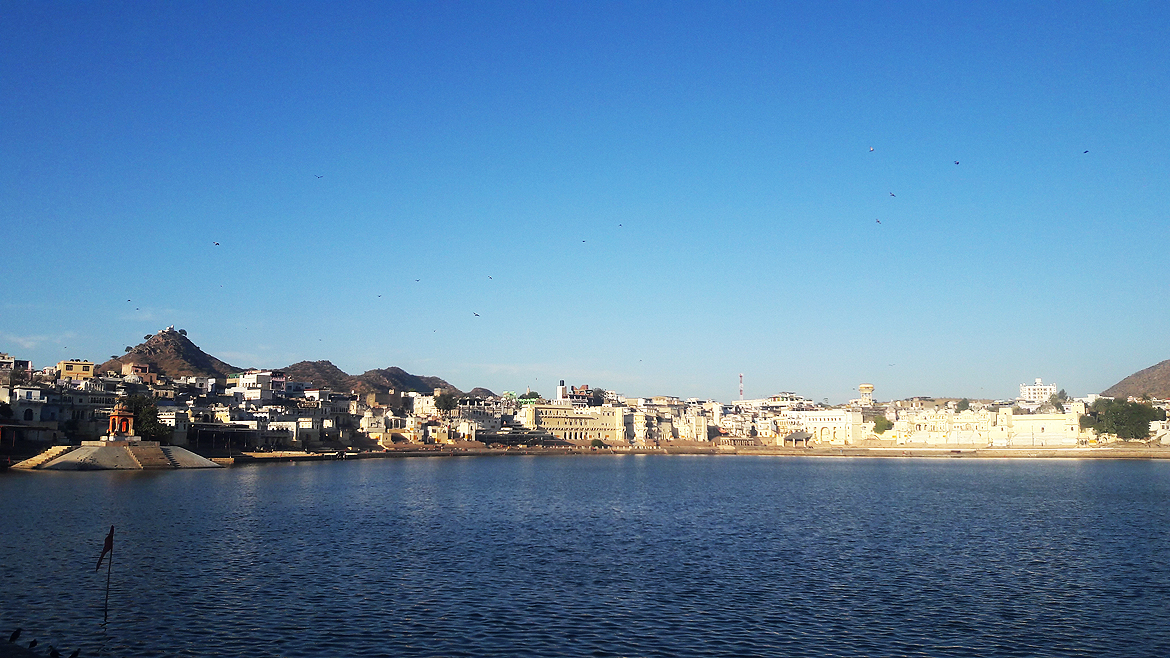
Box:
(66, 364), (74, 371)
(24, 409), (33, 421)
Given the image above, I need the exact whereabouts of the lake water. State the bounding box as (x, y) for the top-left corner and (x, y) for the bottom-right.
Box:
(3, 455), (1170, 657)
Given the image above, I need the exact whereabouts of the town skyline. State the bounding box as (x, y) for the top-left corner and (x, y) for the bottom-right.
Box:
(0, 326), (1152, 406)
(3, 2), (1168, 403)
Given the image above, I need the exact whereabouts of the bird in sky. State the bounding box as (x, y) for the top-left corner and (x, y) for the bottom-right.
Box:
(415, 279), (420, 282)
(582, 240), (586, 243)
(869, 147), (874, 152)
(214, 242), (220, 245)
(875, 219), (881, 224)
(315, 175), (323, 178)
(954, 161), (959, 165)
(889, 192), (896, 197)
(618, 223), (622, 227)
(377, 295), (382, 297)
(473, 312), (480, 317)
(8, 628), (21, 643)
(488, 276), (492, 279)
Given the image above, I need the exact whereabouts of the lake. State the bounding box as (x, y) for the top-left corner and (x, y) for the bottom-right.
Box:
(3, 455), (1170, 657)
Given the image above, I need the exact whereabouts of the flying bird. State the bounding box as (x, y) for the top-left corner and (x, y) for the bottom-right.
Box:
(488, 276), (492, 279)
(869, 147), (874, 152)
(8, 628), (20, 643)
(954, 161), (959, 165)
(889, 193), (896, 197)
(315, 175), (323, 178)
(473, 313), (480, 317)
(1083, 150), (1089, 154)
(875, 219), (881, 224)
(414, 279), (420, 282)
(214, 242), (220, 246)
(377, 295), (382, 297)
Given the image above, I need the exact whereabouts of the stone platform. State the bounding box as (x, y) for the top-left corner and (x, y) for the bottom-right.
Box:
(26, 440), (222, 471)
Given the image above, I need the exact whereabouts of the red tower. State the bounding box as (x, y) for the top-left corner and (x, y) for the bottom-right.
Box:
(107, 400), (135, 437)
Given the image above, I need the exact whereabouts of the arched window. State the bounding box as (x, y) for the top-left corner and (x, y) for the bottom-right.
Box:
(24, 409), (34, 421)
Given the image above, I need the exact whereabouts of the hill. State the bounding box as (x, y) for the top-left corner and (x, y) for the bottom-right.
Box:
(1102, 358), (1170, 400)
(280, 361), (490, 397)
(98, 328), (244, 380)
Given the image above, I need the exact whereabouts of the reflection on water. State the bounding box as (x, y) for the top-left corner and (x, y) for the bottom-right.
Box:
(3, 457), (1170, 657)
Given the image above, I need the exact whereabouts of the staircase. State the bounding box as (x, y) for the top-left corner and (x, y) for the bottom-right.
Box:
(129, 445), (175, 469)
(11, 445), (76, 470)
(159, 446), (181, 469)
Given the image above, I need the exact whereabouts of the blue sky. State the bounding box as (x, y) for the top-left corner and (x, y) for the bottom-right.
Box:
(2, 1), (1167, 403)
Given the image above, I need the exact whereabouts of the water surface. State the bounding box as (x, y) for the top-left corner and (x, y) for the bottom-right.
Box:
(2, 456), (1169, 656)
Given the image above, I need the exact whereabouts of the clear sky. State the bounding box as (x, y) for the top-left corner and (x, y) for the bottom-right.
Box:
(2, 1), (1168, 403)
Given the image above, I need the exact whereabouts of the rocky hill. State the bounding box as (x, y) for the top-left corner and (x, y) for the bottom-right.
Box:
(279, 361), (492, 397)
(1103, 358), (1170, 399)
(98, 328), (244, 380)
(96, 329), (494, 397)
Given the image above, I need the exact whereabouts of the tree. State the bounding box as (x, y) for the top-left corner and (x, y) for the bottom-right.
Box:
(123, 395), (169, 442)
(143, 335), (152, 341)
(956, 398), (970, 412)
(1058, 389), (1068, 402)
(178, 329), (187, 336)
(589, 388), (607, 406)
(590, 439), (607, 448)
(519, 391), (541, 400)
(0, 402), (12, 420)
(125, 346), (132, 353)
(435, 392), (457, 413)
(1048, 393), (1064, 413)
(872, 416), (892, 434)
(1080, 399), (1166, 440)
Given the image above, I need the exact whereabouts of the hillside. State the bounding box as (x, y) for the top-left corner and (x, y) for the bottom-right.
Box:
(280, 361), (488, 397)
(98, 328), (244, 379)
(1102, 358), (1170, 399)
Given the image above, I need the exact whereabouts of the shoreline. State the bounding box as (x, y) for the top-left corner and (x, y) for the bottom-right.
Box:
(228, 444), (1170, 464)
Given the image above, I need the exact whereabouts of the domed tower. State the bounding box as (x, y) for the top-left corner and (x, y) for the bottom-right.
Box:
(107, 399), (136, 439)
(858, 383), (874, 407)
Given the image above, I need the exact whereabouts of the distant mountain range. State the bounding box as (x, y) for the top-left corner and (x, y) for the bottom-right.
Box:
(1103, 358), (1170, 400)
(97, 328), (493, 397)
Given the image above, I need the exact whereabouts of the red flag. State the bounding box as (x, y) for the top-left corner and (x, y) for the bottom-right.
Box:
(96, 526), (114, 571)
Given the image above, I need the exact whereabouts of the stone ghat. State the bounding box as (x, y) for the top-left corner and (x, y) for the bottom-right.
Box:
(16, 441), (223, 471)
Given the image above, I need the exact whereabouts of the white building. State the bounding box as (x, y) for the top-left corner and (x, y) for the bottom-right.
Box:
(1020, 378), (1058, 403)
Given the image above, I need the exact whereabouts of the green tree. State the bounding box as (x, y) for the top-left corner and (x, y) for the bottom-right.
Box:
(589, 388), (607, 406)
(519, 391), (541, 400)
(123, 395), (169, 442)
(435, 392), (458, 413)
(872, 416), (893, 434)
(1057, 389), (1069, 402)
(1080, 399), (1166, 440)
(590, 438), (607, 448)
(1048, 393), (1064, 413)
(956, 398), (970, 412)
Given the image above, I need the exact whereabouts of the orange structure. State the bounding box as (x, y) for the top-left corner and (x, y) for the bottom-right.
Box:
(107, 400), (135, 437)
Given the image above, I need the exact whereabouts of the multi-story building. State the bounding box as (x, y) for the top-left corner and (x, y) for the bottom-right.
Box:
(519, 402), (629, 444)
(1019, 378), (1058, 403)
(56, 359), (95, 380)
